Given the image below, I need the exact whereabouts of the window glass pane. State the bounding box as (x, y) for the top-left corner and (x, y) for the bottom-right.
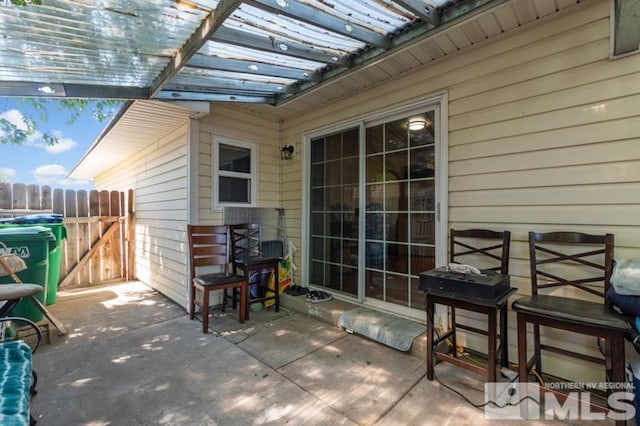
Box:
(310, 261), (324, 286)
(385, 119), (408, 151)
(411, 245), (435, 276)
(311, 164), (324, 188)
(410, 213), (435, 244)
(327, 160), (341, 186)
(342, 157), (359, 185)
(366, 125), (383, 154)
(385, 182), (407, 212)
(219, 143), (251, 173)
(311, 188), (324, 211)
(386, 243), (408, 274)
(342, 186), (358, 211)
(311, 213), (324, 235)
(327, 133), (342, 160)
(326, 264), (341, 290)
(386, 274), (409, 305)
(409, 180), (435, 211)
(219, 176), (249, 203)
(311, 237), (324, 261)
(385, 151), (407, 181)
(386, 213), (407, 242)
(327, 187), (342, 211)
(410, 146), (435, 179)
(311, 137), (325, 162)
(366, 154), (384, 183)
(365, 270), (384, 300)
(410, 277), (423, 310)
(343, 128), (359, 157)
(329, 239), (341, 263)
(409, 111), (435, 147)
(365, 213), (384, 240)
(342, 240), (358, 266)
(342, 266), (357, 295)
(366, 184), (384, 210)
(366, 241), (384, 269)
(329, 213), (342, 236)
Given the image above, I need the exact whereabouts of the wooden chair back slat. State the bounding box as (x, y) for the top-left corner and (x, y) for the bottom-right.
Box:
(528, 231), (614, 299)
(450, 229), (511, 274)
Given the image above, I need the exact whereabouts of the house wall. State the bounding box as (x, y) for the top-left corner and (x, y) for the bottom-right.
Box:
(279, 0), (640, 382)
(196, 105), (281, 225)
(94, 124), (190, 308)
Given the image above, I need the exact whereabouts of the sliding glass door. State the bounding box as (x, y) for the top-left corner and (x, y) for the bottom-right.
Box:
(307, 102), (443, 315)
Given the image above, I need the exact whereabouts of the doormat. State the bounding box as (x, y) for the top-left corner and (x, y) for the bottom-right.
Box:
(338, 307), (426, 352)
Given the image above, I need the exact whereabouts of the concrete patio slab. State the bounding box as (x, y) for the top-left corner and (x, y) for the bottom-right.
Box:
(26, 282), (616, 425)
(237, 313), (346, 368)
(278, 334), (425, 425)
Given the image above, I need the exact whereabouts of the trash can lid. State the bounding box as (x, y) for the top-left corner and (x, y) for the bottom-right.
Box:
(0, 213), (63, 224)
(0, 225), (56, 240)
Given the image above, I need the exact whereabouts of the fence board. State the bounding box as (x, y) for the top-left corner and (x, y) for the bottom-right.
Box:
(65, 189), (77, 217)
(89, 190), (99, 216)
(42, 186), (52, 210)
(12, 184), (26, 209)
(53, 189), (64, 214)
(0, 183), (10, 209)
(76, 190), (90, 285)
(110, 191), (120, 216)
(27, 184), (40, 210)
(99, 191), (110, 216)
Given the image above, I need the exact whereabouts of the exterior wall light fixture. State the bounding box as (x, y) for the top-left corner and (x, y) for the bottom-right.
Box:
(281, 145), (294, 160)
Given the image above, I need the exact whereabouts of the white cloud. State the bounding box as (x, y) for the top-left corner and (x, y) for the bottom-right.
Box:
(0, 111), (77, 154)
(31, 164), (89, 187)
(0, 167), (16, 183)
(44, 134), (77, 154)
(0, 109), (29, 131)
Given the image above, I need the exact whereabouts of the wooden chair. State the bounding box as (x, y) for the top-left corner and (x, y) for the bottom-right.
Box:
(187, 225), (247, 333)
(512, 232), (629, 421)
(426, 229), (512, 381)
(230, 223), (280, 319)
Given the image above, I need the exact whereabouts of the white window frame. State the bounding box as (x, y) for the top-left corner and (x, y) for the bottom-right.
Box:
(212, 135), (258, 208)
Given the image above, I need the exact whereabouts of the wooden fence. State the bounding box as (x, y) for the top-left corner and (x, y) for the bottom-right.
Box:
(0, 183), (134, 289)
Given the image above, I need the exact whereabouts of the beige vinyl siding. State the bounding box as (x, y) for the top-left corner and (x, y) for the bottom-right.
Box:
(94, 124), (189, 308)
(279, 0), (639, 381)
(196, 106), (281, 224)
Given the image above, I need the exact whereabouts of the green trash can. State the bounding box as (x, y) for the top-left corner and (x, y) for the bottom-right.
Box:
(0, 214), (67, 305)
(0, 226), (56, 322)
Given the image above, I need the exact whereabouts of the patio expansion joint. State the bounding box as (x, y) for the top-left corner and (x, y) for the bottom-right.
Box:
(373, 369), (427, 424)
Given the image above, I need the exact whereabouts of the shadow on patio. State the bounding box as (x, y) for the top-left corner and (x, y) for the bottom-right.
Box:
(29, 281), (602, 425)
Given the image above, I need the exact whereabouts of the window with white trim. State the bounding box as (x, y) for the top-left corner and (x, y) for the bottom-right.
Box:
(212, 136), (257, 207)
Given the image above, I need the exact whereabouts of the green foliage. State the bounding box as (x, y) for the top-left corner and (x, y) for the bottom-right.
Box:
(8, 0), (42, 5)
(0, 99), (121, 146)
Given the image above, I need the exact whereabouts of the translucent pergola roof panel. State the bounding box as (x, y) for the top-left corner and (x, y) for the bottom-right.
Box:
(0, 0), (523, 103)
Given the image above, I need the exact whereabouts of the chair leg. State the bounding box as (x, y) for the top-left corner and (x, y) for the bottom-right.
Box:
(189, 281), (195, 320)
(499, 305), (509, 368)
(517, 314), (537, 420)
(274, 268), (280, 312)
(239, 283), (247, 323)
(517, 313), (528, 383)
(426, 295), (435, 380)
(487, 307), (497, 383)
(201, 288), (210, 334)
(451, 307), (457, 358)
(533, 323), (541, 374)
(221, 289), (227, 312)
(610, 333), (626, 426)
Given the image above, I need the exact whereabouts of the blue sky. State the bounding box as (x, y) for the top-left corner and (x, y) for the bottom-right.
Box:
(0, 98), (118, 190)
